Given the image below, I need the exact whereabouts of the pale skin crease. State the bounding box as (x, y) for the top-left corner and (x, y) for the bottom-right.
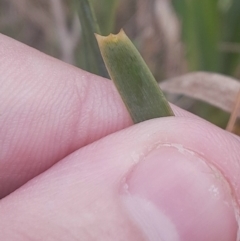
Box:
(0, 34), (240, 240)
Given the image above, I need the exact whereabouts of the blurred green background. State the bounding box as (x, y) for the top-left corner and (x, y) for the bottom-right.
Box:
(1, 0), (239, 129)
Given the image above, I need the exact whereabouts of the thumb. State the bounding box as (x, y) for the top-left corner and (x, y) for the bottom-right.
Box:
(122, 142), (237, 241)
(120, 118), (239, 241)
(1, 117), (239, 241)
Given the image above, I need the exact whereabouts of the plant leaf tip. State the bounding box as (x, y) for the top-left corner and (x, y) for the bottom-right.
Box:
(108, 29), (126, 42)
(95, 29), (126, 45)
(94, 32), (103, 41)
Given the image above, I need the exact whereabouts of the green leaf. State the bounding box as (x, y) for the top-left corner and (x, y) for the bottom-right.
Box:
(220, 0), (240, 74)
(74, 0), (108, 77)
(172, 0), (220, 72)
(96, 30), (174, 124)
(90, 0), (119, 35)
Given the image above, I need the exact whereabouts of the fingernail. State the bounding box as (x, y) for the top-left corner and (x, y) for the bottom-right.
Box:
(121, 145), (238, 241)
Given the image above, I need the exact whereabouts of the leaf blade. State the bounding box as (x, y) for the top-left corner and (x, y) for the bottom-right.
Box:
(96, 30), (174, 123)
(160, 72), (240, 117)
(74, 0), (108, 77)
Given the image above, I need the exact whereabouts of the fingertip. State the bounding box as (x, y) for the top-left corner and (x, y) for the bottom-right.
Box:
(122, 146), (238, 241)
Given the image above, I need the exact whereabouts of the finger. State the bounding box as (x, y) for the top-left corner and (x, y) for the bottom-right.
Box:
(0, 34), (197, 198)
(1, 117), (239, 240)
(0, 34), (132, 197)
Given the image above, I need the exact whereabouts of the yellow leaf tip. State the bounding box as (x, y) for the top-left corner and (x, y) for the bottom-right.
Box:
(95, 29), (127, 45)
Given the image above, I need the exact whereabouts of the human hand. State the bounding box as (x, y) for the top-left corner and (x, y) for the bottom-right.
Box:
(0, 34), (240, 241)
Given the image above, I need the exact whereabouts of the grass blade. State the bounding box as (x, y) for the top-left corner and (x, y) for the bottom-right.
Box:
(226, 89), (240, 132)
(172, 0), (220, 71)
(90, 0), (119, 35)
(96, 30), (174, 123)
(220, 0), (240, 75)
(160, 72), (240, 116)
(74, 0), (108, 77)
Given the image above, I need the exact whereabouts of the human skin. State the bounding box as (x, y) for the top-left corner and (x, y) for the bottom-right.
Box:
(0, 34), (240, 241)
